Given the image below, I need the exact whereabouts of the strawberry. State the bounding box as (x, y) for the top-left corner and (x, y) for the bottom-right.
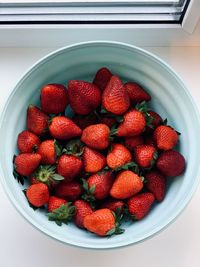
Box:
(93, 67), (112, 92)
(83, 208), (124, 236)
(110, 170), (143, 199)
(48, 196), (67, 212)
(68, 80), (101, 115)
(134, 144), (158, 168)
(156, 150), (185, 177)
(30, 176), (39, 185)
(17, 130), (41, 153)
(48, 196), (76, 226)
(83, 171), (114, 201)
(117, 109), (146, 137)
(107, 143), (132, 169)
(26, 183), (49, 207)
(124, 82), (151, 104)
(153, 125), (178, 150)
(27, 105), (49, 136)
(38, 140), (56, 165)
(145, 170), (166, 202)
(144, 135), (156, 146)
(125, 135), (144, 152)
(101, 199), (124, 214)
(49, 116), (82, 140)
(41, 84), (68, 114)
(72, 113), (97, 130)
(14, 153), (41, 176)
(81, 123), (110, 150)
(99, 116), (116, 128)
(148, 111), (163, 129)
(127, 192), (155, 220)
(57, 155), (83, 183)
(83, 147), (106, 173)
(54, 181), (82, 201)
(74, 200), (93, 228)
(102, 76), (130, 115)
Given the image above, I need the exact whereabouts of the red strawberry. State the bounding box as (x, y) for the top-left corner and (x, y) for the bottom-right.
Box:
(117, 109), (146, 137)
(148, 111), (163, 129)
(154, 125), (178, 150)
(30, 176), (39, 185)
(49, 116), (82, 140)
(48, 196), (76, 226)
(144, 135), (156, 146)
(74, 200), (93, 228)
(83, 208), (123, 236)
(26, 183), (49, 207)
(48, 196), (67, 212)
(83, 147), (106, 173)
(145, 170), (166, 202)
(81, 123), (110, 150)
(41, 84), (68, 114)
(14, 153), (41, 176)
(125, 135), (144, 152)
(128, 192), (155, 220)
(83, 171), (114, 200)
(54, 181), (82, 201)
(57, 155), (83, 183)
(107, 143), (132, 169)
(68, 80), (101, 115)
(101, 199), (124, 214)
(27, 105), (49, 136)
(102, 76), (130, 115)
(124, 82), (151, 104)
(17, 130), (41, 153)
(72, 113), (97, 130)
(38, 140), (56, 165)
(93, 67), (112, 92)
(99, 116), (116, 128)
(134, 145), (158, 168)
(156, 150), (185, 177)
(110, 170), (143, 199)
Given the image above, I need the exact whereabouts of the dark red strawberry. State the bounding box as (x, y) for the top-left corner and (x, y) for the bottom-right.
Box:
(148, 111), (163, 129)
(134, 144), (158, 168)
(41, 84), (68, 114)
(27, 105), (49, 136)
(145, 170), (166, 202)
(102, 76), (130, 115)
(72, 113), (97, 130)
(156, 150), (185, 177)
(68, 80), (101, 115)
(74, 200), (93, 228)
(128, 192), (155, 220)
(14, 153), (41, 176)
(93, 67), (112, 92)
(124, 82), (151, 104)
(101, 199), (124, 214)
(17, 130), (41, 153)
(49, 116), (82, 140)
(54, 181), (82, 201)
(125, 135), (144, 152)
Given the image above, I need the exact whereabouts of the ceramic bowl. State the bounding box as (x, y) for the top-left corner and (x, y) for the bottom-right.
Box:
(0, 41), (200, 249)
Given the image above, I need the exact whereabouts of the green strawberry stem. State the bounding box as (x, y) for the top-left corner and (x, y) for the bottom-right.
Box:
(62, 138), (84, 157)
(48, 203), (76, 226)
(34, 165), (64, 186)
(106, 210), (125, 236)
(81, 179), (96, 208)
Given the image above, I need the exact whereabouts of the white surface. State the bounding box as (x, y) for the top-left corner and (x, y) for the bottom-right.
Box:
(0, 46), (200, 266)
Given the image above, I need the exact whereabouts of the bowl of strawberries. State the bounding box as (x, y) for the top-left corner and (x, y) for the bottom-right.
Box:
(0, 41), (200, 249)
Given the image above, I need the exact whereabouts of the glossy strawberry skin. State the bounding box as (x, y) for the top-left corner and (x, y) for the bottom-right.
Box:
(68, 80), (101, 115)
(124, 82), (151, 104)
(156, 150), (185, 177)
(99, 116), (116, 128)
(81, 123), (110, 150)
(134, 145), (157, 168)
(128, 192), (155, 220)
(41, 84), (68, 114)
(117, 109), (146, 137)
(17, 130), (41, 153)
(14, 153), (41, 176)
(49, 116), (82, 140)
(107, 143), (132, 169)
(27, 105), (49, 136)
(38, 140), (56, 165)
(57, 155), (83, 183)
(48, 196), (67, 212)
(93, 67), (112, 92)
(101, 199), (124, 213)
(74, 200), (93, 228)
(125, 135), (144, 152)
(148, 111), (163, 129)
(26, 183), (50, 207)
(154, 125), (178, 151)
(83, 147), (106, 173)
(102, 76), (130, 115)
(54, 181), (82, 201)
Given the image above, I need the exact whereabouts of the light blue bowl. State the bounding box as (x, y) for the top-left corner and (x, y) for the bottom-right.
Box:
(0, 41), (200, 249)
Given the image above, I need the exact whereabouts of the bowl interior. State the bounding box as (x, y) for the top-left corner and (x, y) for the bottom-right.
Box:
(0, 42), (200, 249)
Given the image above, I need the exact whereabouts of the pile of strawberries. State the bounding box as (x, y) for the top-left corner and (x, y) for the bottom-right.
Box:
(13, 67), (185, 237)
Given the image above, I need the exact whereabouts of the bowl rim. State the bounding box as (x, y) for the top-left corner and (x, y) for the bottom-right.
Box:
(1, 40), (200, 250)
